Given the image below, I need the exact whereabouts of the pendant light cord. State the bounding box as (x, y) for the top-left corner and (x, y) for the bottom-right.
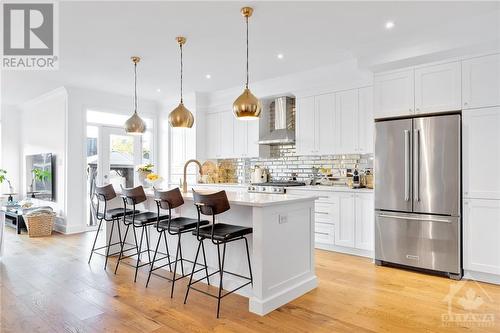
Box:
(134, 62), (138, 113)
(245, 16), (249, 89)
(180, 43), (184, 103)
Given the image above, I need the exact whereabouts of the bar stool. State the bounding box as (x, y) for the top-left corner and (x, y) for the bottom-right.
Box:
(88, 184), (138, 269)
(114, 185), (169, 282)
(184, 190), (253, 318)
(145, 187), (211, 297)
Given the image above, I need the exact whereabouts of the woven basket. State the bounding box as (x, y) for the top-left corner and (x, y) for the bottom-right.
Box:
(25, 211), (55, 237)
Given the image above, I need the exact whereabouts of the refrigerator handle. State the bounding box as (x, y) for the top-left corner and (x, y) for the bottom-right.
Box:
(414, 129), (420, 202)
(404, 130), (410, 201)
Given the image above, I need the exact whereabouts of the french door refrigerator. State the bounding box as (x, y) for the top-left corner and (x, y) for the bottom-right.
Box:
(374, 114), (462, 279)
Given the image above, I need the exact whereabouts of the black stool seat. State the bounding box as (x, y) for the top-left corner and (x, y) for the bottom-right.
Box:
(97, 208), (138, 220)
(125, 211), (169, 224)
(194, 223), (253, 241)
(159, 217), (210, 233)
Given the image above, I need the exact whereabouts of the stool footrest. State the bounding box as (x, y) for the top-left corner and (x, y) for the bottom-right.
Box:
(189, 280), (252, 300)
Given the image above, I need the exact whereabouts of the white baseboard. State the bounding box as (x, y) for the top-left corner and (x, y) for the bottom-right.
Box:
(249, 275), (318, 316)
(315, 243), (374, 259)
(464, 270), (500, 285)
(53, 219), (87, 234)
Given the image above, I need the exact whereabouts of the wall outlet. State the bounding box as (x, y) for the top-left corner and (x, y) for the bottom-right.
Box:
(279, 215), (288, 224)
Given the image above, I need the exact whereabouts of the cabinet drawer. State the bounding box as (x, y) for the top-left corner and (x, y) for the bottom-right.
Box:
(315, 214), (334, 225)
(315, 223), (335, 245)
(315, 202), (333, 214)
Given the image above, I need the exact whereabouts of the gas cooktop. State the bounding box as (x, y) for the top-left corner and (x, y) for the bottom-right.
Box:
(248, 181), (306, 194)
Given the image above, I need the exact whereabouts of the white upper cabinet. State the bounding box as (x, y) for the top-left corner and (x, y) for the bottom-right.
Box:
(296, 87), (373, 155)
(205, 112), (219, 159)
(219, 111), (235, 158)
(296, 96), (316, 155)
(335, 90), (357, 154)
(414, 61), (461, 114)
(462, 54), (500, 110)
(463, 107), (500, 200)
(315, 93), (336, 155)
(246, 119), (260, 157)
(233, 116), (248, 157)
(464, 199), (500, 275)
(357, 86), (374, 153)
(374, 69), (414, 119)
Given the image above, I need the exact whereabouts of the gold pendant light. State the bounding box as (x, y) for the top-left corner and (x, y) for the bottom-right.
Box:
(168, 36), (194, 128)
(233, 6), (261, 120)
(125, 56), (146, 135)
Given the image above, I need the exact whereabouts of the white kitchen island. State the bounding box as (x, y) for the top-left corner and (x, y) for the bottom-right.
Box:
(111, 187), (318, 316)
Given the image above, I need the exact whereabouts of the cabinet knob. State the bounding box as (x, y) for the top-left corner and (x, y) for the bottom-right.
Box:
(464, 102), (469, 106)
(409, 108), (412, 112)
(416, 108), (420, 111)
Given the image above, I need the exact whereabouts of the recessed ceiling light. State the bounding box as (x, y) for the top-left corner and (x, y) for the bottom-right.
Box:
(385, 21), (395, 30)
(277, 53), (284, 59)
(205, 74), (211, 79)
(156, 88), (161, 93)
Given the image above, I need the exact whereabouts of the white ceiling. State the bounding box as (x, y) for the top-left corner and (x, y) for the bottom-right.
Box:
(2, 1), (500, 105)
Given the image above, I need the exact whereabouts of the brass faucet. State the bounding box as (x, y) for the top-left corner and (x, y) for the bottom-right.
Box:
(182, 159), (203, 193)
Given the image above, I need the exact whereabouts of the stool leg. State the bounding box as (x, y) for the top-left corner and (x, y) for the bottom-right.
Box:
(163, 232), (172, 272)
(170, 234), (182, 298)
(116, 217), (123, 247)
(216, 242), (227, 318)
(146, 230), (162, 288)
(183, 240), (202, 304)
(114, 224), (130, 274)
(88, 218), (103, 264)
(178, 234), (185, 276)
(134, 226), (145, 283)
(104, 218), (115, 269)
(144, 225), (152, 264)
(244, 237), (253, 286)
(201, 240), (210, 285)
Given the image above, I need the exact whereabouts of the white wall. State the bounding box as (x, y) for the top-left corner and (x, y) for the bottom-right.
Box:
(0, 105), (22, 195)
(19, 88), (68, 231)
(65, 86), (160, 233)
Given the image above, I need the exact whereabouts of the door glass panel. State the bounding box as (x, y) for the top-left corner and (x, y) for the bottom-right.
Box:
(142, 131), (153, 165)
(86, 126), (98, 226)
(109, 134), (135, 189)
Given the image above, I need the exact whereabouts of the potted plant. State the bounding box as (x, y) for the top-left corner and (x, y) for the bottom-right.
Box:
(0, 169), (14, 200)
(137, 163), (154, 187)
(145, 172), (162, 189)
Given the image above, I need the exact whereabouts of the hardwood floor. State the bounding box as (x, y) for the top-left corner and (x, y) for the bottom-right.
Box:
(1, 228), (499, 333)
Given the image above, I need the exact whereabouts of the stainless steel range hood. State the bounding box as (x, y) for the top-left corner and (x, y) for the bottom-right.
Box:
(258, 96), (295, 145)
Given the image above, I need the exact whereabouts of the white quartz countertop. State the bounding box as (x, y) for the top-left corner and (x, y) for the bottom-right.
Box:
(145, 186), (318, 208)
(181, 182), (374, 193)
(286, 185), (374, 193)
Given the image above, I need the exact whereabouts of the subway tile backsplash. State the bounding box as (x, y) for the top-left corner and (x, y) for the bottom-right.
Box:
(218, 144), (373, 184)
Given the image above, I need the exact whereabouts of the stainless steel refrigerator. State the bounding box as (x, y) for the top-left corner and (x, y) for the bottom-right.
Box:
(374, 113), (462, 279)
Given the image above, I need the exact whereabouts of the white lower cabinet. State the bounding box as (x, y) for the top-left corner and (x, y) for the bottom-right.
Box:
(463, 108), (500, 200)
(287, 189), (374, 257)
(464, 199), (500, 276)
(354, 193), (375, 251)
(335, 193), (356, 247)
